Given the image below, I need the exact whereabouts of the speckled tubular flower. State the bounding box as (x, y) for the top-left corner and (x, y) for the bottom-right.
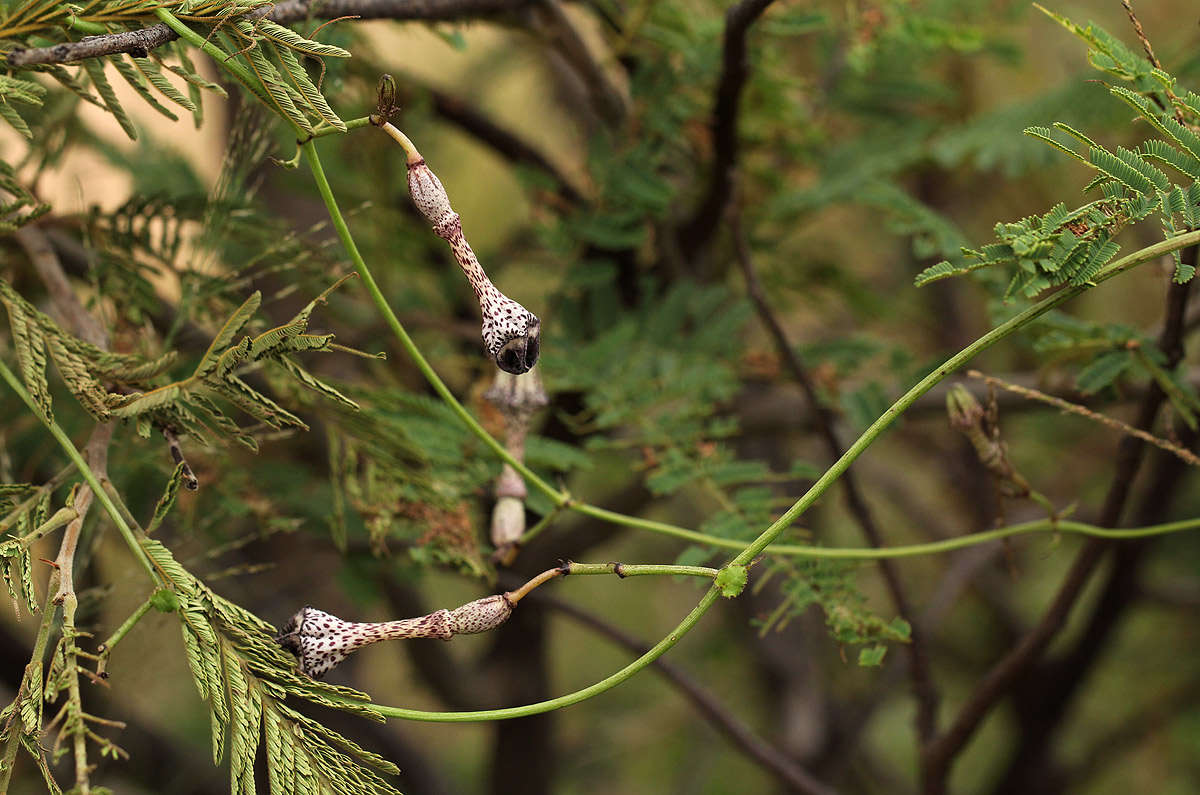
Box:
(371, 76), (540, 375)
(277, 595), (513, 678)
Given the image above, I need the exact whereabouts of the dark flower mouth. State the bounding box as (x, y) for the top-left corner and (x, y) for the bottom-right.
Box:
(495, 326), (540, 375)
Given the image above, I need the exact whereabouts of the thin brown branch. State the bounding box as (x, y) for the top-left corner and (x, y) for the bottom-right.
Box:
(52, 463), (95, 606)
(731, 208), (940, 746)
(678, 0), (777, 268)
(6, 0), (532, 67)
(1119, 0), (1184, 123)
(968, 369), (1200, 467)
(1121, 0), (1161, 69)
(523, 588), (840, 795)
(16, 224), (120, 795)
(162, 427), (199, 491)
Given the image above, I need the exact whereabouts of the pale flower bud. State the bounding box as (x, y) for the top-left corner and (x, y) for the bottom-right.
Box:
(406, 158), (455, 228)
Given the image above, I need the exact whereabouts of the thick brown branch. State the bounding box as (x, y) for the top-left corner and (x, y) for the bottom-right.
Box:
(6, 0), (532, 67)
(678, 0), (777, 268)
(732, 208), (940, 747)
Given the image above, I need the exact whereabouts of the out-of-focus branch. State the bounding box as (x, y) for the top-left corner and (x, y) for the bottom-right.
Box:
(526, 0), (627, 126)
(678, 0), (777, 267)
(510, 584), (840, 795)
(732, 207), (940, 746)
(6, 0), (532, 66)
(424, 86), (585, 206)
(13, 226), (107, 347)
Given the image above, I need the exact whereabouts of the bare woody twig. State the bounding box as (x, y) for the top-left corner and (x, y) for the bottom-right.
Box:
(12, 225), (123, 794)
(732, 207), (941, 745)
(1119, 0), (1183, 123)
(13, 227), (107, 348)
(678, 0), (777, 267)
(162, 427), (199, 491)
(967, 370), (1200, 468)
(6, 0), (532, 66)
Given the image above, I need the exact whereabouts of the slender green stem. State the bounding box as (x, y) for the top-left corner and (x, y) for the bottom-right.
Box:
(18, 505), (77, 548)
(567, 562), (718, 578)
(568, 501), (810, 554)
(727, 228), (1200, 567)
(364, 588), (722, 722)
(771, 516), (1200, 559)
(0, 464), (75, 535)
(303, 116), (372, 142)
(63, 15), (107, 35)
(506, 560), (719, 603)
(0, 360), (161, 587)
(331, 229), (1200, 723)
(95, 595), (155, 677)
(513, 505), (563, 546)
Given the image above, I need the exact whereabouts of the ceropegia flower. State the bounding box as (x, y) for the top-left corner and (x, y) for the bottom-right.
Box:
(277, 595), (513, 679)
(373, 75), (540, 374)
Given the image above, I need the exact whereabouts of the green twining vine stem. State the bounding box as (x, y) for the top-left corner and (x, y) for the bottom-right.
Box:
(290, 104), (1200, 720)
(726, 228), (1200, 568)
(8, 22), (1200, 726)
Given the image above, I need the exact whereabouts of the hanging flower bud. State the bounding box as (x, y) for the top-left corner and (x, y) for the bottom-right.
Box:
(406, 158), (455, 229)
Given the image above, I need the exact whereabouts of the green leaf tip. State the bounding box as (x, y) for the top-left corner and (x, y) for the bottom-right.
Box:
(716, 564), (748, 598)
(857, 645), (887, 667)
